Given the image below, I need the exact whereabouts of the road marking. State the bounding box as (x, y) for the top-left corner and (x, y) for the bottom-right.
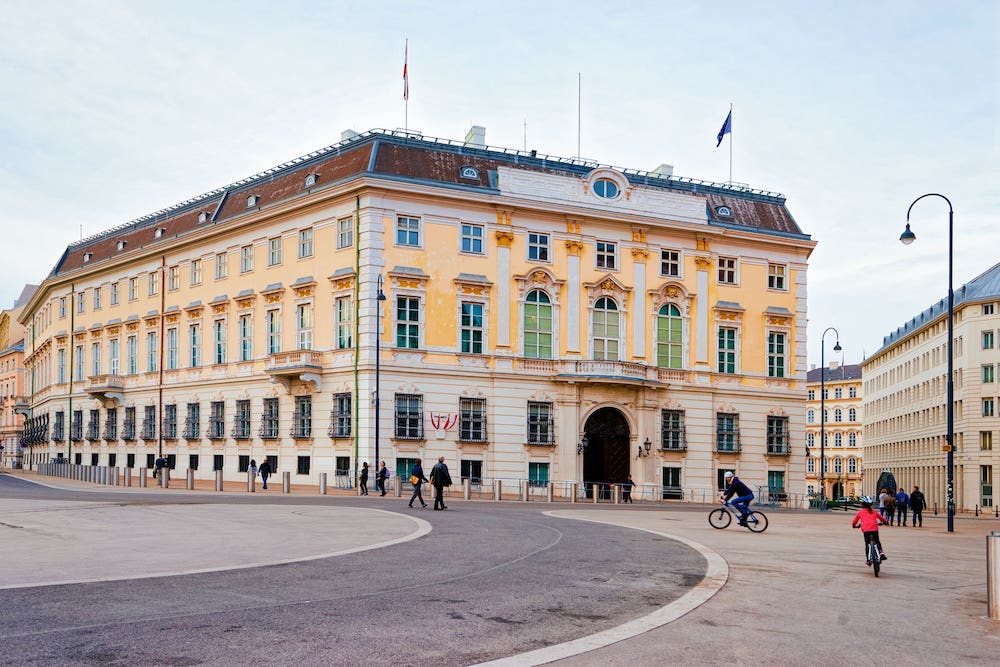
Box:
(472, 510), (729, 667)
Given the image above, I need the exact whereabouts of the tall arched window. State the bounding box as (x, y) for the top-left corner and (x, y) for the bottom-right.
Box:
(808, 410), (815, 424)
(523, 290), (553, 359)
(834, 408), (842, 422)
(848, 458), (857, 473)
(807, 433), (815, 447)
(655, 304), (683, 368)
(834, 458), (843, 473)
(849, 432), (857, 447)
(592, 297), (620, 361)
(848, 407), (857, 421)
(835, 433), (843, 447)
(807, 458), (815, 473)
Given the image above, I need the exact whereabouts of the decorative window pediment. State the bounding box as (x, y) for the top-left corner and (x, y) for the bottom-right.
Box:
(584, 274), (631, 308)
(514, 268), (564, 303)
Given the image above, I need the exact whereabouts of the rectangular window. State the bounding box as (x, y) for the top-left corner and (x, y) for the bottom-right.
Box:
(718, 257), (737, 284)
(662, 467), (683, 499)
(395, 393), (423, 439)
(834, 388), (842, 399)
(93, 287), (102, 310)
(57, 349), (66, 383)
(528, 462), (550, 487)
(59, 297), (67, 318)
(239, 315), (253, 361)
(460, 302), (484, 354)
(660, 249), (681, 277)
(71, 410), (83, 440)
(717, 469), (735, 492)
(123, 407), (136, 440)
(984, 330), (995, 349)
(396, 216), (420, 246)
(266, 310), (281, 354)
(297, 303), (313, 350)
(54, 411), (65, 441)
(168, 266), (179, 291)
(240, 245), (254, 273)
(716, 413), (740, 453)
(209, 401), (225, 439)
(528, 233), (549, 262)
(329, 392), (352, 438)
(983, 398), (995, 417)
(767, 416), (789, 454)
(767, 332), (786, 378)
(148, 272), (159, 296)
(267, 237), (282, 266)
(91, 342), (102, 377)
(298, 229), (314, 258)
(985, 304), (996, 315)
(527, 401), (554, 445)
(981, 431), (993, 451)
(141, 405), (156, 441)
(234, 400), (251, 439)
(336, 297), (353, 349)
(184, 403), (200, 439)
(394, 457), (417, 484)
(459, 398), (487, 442)
(110, 283), (119, 305)
(849, 386), (857, 398)
(108, 338), (120, 375)
(661, 410), (686, 450)
(77, 292), (85, 313)
(767, 471), (786, 495)
(807, 389), (815, 400)
(396, 297), (420, 349)
(297, 456), (311, 475)
(337, 217), (354, 249)
(461, 460), (483, 485)
(147, 331), (159, 372)
(128, 278), (138, 301)
(215, 252), (228, 280)
(461, 223), (484, 254)
(984, 365), (995, 383)
(767, 264), (787, 290)
(126, 335), (138, 375)
(163, 404), (177, 440)
(166, 327), (178, 370)
(104, 408), (117, 441)
(261, 397), (279, 438)
(717, 327), (737, 374)
(189, 324), (201, 367)
(214, 455), (224, 472)
(189, 454), (199, 471)
(238, 455), (250, 473)
(982, 465), (994, 507)
(596, 241), (616, 270)
(74, 344), (84, 380)
(213, 320), (226, 364)
(190, 259), (202, 285)
(292, 396), (312, 438)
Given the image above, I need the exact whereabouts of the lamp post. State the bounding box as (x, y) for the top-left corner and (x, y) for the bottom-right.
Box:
(820, 327), (841, 501)
(901, 193), (955, 532)
(374, 275), (386, 473)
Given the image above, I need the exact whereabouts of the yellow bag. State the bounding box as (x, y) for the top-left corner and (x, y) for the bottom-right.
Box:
(409, 474), (420, 485)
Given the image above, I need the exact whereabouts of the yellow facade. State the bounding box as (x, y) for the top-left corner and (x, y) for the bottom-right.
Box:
(805, 363), (863, 498)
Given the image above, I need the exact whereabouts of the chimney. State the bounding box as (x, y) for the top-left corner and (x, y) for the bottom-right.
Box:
(810, 364), (816, 371)
(650, 163), (674, 178)
(464, 125), (486, 148)
(341, 129), (359, 142)
(829, 361), (840, 370)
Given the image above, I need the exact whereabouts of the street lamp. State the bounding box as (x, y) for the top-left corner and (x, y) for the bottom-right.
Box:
(576, 434), (589, 455)
(820, 327), (841, 501)
(637, 438), (651, 458)
(902, 193), (955, 532)
(374, 275), (386, 474)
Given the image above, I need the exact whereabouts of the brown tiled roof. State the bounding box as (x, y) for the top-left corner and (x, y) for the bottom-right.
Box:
(806, 364), (863, 383)
(706, 194), (803, 236)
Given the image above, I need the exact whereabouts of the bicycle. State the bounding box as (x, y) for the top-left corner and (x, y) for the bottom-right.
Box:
(859, 528), (885, 577)
(708, 500), (768, 533)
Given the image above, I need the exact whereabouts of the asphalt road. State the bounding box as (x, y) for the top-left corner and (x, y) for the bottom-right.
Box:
(0, 474), (706, 666)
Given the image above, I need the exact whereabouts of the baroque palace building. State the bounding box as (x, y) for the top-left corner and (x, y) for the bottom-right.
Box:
(863, 262), (1000, 510)
(18, 127), (815, 495)
(1, 285), (37, 469)
(805, 362), (863, 498)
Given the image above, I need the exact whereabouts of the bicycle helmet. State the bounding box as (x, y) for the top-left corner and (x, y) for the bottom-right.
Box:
(724, 471), (734, 478)
(859, 495), (873, 505)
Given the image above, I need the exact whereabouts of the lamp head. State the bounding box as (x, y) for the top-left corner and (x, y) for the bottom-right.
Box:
(900, 223), (916, 245)
(833, 341), (842, 352)
(644, 437), (651, 453)
(376, 290), (386, 302)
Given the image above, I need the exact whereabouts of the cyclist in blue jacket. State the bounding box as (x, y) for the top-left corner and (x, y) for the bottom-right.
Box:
(721, 471), (755, 526)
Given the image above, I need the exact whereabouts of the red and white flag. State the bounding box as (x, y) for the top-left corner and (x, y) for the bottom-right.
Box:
(402, 40), (409, 101)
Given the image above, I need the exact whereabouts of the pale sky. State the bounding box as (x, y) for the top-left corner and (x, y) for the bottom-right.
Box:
(1, 1), (997, 366)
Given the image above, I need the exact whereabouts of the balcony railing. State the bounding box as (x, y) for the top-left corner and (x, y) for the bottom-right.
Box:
(85, 375), (125, 403)
(265, 350), (322, 390)
(232, 421), (251, 439)
(766, 441), (790, 456)
(518, 358), (691, 384)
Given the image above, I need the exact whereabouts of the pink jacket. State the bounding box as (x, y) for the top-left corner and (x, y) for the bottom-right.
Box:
(852, 509), (887, 532)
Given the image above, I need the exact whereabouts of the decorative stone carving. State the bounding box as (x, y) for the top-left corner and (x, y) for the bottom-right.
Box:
(694, 256), (712, 270)
(565, 240), (584, 255)
(495, 230), (514, 247)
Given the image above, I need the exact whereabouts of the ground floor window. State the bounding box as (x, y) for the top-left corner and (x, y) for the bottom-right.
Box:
(336, 456), (352, 485)
(74, 453), (82, 465)
(297, 456), (310, 475)
(108, 453), (117, 467)
(528, 462), (549, 486)
(982, 465), (993, 507)
(717, 468), (735, 492)
(395, 457), (419, 484)
(461, 459), (483, 485)
(213, 455), (224, 472)
(91, 453), (98, 466)
(238, 455), (249, 473)
(146, 453), (155, 468)
(127, 453), (135, 468)
(662, 467), (682, 499)
(767, 471), (786, 499)
(189, 454), (199, 471)
(266, 455), (278, 474)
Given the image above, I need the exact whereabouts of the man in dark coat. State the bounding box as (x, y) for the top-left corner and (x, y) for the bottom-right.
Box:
(430, 456), (453, 510)
(909, 485), (927, 527)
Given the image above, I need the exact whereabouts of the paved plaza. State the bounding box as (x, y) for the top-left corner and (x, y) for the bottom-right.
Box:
(1, 471), (997, 665)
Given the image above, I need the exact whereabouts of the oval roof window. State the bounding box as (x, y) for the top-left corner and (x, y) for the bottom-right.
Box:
(593, 178), (619, 199)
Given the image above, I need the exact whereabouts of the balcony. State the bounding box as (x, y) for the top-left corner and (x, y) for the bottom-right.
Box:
(265, 350), (322, 391)
(85, 375), (125, 404)
(519, 358), (691, 386)
(766, 442), (791, 456)
(14, 397), (31, 417)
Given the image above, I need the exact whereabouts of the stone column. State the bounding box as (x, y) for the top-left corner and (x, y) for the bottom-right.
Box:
(631, 248), (648, 360)
(566, 240), (584, 355)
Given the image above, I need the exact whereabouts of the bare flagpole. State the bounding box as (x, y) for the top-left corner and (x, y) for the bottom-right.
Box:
(577, 73), (581, 159)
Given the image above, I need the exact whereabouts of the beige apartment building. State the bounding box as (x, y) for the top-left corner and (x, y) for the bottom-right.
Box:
(1, 285), (37, 469)
(18, 127), (815, 497)
(805, 362), (863, 498)
(863, 262), (1000, 510)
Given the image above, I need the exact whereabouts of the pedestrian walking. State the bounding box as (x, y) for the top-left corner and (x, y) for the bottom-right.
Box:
(408, 459), (428, 508)
(258, 458), (272, 491)
(621, 474), (635, 503)
(430, 456), (452, 510)
(153, 455), (167, 480)
(882, 492), (896, 525)
(910, 485), (926, 527)
(376, 461), (389, 496)
(877, 488), (888, 518)
(894, 487), (909, 526)
(249, 459), (258, 492)
(359, 461), (369, 496)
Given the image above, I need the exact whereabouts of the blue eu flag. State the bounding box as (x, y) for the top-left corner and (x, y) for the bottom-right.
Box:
(716, 110), (732, 147)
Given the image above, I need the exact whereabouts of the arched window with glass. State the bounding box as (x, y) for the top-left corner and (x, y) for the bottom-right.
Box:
(834, 458), (843, 473)
(807, 458), (815, 473)
(655, 304), (683, 369)
(848, 407), (857, 421)
(835, 433), (843, 447)
(848, 458), (857, 473)
(808, 410), (815, 424)
(592, 297), (620, 361)
(834, 408), (842, 422)
(849, 432), (857, 447)
(523, 290), (553, 359)
(807, 433), (815, 448)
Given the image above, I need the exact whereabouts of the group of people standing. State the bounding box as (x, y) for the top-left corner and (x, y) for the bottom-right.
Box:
(356, 457), (453, 510)
(878, 485), (927, 527)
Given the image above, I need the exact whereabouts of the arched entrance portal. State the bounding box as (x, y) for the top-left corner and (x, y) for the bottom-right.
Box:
(583, 407), (631, 498)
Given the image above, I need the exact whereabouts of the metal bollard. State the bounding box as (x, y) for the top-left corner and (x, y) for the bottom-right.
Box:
(592, 484), (600, 504)
(112, 468), (120, 486)
(139, 468), (147, 487)
(989, 531), (1000, 620)
(464, 477), (471, 500)
(186, 468), (194, 490)
(215, 469), (224, 491)
(395, 476), (402, 497)
(547, 481), (554, 503)
(102, 467), (109, 485)
(613, 484), (620, 505)
(247, 471), (255, 493)
(319, 472), (327, 495)
(571, 482), (578, 503)
(282, 471), (290, 494)
(160, 468), (169, 488)
(495, 479), (502, 501)
(523, 480), (530, 502)
(125, 468), (132, 487)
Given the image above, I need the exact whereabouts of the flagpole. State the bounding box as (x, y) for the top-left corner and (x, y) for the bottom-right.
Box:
(728, 102), (733, 183)
(577, 73), (582, 159)
(404, 39), (408, 133)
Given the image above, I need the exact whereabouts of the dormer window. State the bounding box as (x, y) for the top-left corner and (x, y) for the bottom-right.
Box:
(83, 252), (93, 263)
(198, 211), (209, 223)
(116, 240), (127, 251)
(716, 206), (732, 217)
(593, 178), (619, 199)
(246, 194), (259, 208)
(459, 166), (479, 180)
(304, 173), (318, 188)
(154, 227), (165, 239)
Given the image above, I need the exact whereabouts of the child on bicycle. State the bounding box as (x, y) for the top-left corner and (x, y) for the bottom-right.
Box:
(852, 495), (888, 566)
